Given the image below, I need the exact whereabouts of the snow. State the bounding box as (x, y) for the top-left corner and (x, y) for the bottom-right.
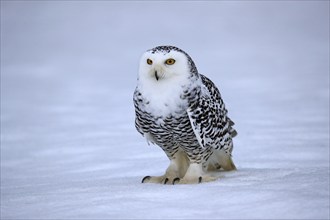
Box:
(1, 1), (329, 219)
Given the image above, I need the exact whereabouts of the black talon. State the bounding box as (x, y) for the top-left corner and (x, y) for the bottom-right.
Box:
(142, 176), (151, 183)
(198, 176), (202, 183)
(164, 178), (169, 184)
(173, 177), (180, 185)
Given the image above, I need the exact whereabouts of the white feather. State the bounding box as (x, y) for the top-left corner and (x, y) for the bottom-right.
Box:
(186, 107), (205, 149)
(137, 50), (191, 117)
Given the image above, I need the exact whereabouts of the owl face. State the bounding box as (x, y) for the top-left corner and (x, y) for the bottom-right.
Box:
(138, 48), (191, 82)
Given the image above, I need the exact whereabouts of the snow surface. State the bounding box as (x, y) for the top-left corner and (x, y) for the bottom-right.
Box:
(1, 1), (329, 219)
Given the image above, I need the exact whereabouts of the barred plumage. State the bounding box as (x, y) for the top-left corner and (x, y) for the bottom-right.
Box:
(134, 46), (236, 184)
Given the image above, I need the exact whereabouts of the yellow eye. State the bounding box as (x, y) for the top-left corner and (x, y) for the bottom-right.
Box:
(147, 59), (153, 65)
(165, 58), (176, 65)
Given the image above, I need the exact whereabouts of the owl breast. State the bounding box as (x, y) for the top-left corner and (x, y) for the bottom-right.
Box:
(136, 78), (190, 117)
(135, 104), (198, 148)
(134, 83), (200, 148)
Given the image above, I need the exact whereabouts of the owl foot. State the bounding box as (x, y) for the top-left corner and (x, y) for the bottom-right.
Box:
(172, 175), (218, 184)
(142, 155), (188, 184)
(171, 163), (218, 184)
(141, 175), (180, 184)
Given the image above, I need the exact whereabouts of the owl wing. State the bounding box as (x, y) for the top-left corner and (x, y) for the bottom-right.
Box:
(186, 75), (236, 150)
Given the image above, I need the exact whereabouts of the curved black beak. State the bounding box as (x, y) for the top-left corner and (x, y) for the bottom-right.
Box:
(155, 71), (159, 81)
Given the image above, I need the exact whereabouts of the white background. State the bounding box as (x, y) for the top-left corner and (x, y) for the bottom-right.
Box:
(1, 1), (329, 219)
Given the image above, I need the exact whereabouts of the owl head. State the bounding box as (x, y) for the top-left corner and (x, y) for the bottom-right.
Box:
(138, 46), (198, 83)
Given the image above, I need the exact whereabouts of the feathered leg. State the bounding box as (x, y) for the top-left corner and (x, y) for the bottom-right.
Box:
(173, 147), (217, 184)
(142, 147), (189, 184)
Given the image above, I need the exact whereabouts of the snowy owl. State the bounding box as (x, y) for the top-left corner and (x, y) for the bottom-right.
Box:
(134, 46), (237, 184)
